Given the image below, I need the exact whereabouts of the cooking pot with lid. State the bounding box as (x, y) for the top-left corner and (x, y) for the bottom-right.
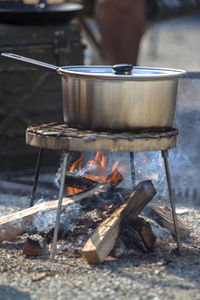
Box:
(1, 52), (186, 131)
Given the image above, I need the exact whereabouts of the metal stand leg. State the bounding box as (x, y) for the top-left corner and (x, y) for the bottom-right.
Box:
(51, 151), (68, 260)
(130, 152), (135, 189)
(30, 148), (43, 207)
(162, 150), (181, 254)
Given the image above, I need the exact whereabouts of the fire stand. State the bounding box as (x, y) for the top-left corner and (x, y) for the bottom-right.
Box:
(26, 122), (181, 259)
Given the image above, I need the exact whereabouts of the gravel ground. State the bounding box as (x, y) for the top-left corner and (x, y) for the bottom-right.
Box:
(1, 15), (200, 300)
(0, 205), (199, 300)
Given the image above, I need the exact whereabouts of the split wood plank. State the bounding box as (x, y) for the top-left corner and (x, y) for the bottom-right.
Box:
(82, 180), (156, 264)
(0, 182), (111, 243)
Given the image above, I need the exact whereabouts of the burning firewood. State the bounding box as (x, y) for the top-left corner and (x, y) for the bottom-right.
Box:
(64, 169), (123, 194)
(0, 182), (113, 243)
(65, 172), (97, 190)
(82, 180), (156, 264)
(104, 169), (123, 187)
(65, 151), (124, 195)
(146, 205), (190, 238)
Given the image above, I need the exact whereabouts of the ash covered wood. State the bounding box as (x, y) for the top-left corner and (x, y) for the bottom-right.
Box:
(82, 180), (156, 264)
(0, 182), (112, 243)
(145, 205), (190, 238)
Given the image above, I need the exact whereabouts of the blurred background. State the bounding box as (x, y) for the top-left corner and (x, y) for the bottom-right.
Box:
(139, 15), (200, 71)
(3, 0), (200, 70)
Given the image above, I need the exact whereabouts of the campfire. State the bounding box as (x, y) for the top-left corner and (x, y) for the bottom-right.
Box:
(0, 150), (190, 264)
(66, 152), (126, 195)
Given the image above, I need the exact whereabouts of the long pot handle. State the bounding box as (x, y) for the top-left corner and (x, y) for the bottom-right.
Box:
(1, 52), (62, 74)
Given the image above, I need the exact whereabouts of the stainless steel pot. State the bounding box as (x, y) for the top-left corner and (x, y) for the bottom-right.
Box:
(1, 52), (186, 131)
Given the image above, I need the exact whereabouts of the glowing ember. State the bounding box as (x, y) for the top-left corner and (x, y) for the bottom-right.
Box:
(104, 204), (109, 211)
(137, 153), (148, 164)
(104, 169), (123, 187)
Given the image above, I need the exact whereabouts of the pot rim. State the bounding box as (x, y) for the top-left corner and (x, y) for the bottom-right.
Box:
(58, 65), (186, 80)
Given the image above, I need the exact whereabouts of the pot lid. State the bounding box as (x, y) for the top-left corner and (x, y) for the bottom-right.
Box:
(60, 64), (186, 80)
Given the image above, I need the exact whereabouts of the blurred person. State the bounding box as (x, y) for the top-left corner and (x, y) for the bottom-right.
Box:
(83, 0), (200, 65)
(94, 0), (146, 65)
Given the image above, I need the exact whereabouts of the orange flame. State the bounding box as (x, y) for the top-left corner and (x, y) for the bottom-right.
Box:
(85, 152), (108, 182)
(68, 153), (84, 195)
(104, 169), (123, 187)
(67, 152), (126, 195)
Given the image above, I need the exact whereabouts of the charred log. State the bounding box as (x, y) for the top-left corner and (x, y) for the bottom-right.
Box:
(23, 234), (49, 257)
(121, 224), (149, 253)
(121, 216), (156, 252)
(65, 172), (97, 190)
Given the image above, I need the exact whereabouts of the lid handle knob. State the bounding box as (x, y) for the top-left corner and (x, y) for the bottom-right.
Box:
(112, 64), (133, 75)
